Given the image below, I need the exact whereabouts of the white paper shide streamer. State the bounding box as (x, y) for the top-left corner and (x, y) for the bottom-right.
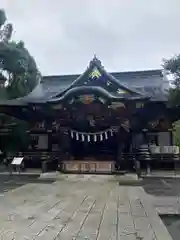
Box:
(81, 134), (85, 142)
(94, 135), (97, 142)
(70, 127), (118, 142)
(76, 132), (79, 140)
(110, 129), (113, 136)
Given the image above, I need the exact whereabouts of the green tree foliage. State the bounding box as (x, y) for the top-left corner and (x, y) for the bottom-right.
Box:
(173, 120), (180, 147)
(163, 55), (180, 146)
(0, 9), (6, 27)
(0, 114), (30, 153)
(0, 9), (41, 99)
(163, 55), (180, 107)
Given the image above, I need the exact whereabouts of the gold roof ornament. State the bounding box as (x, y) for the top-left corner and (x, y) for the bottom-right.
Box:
(89, 67), (102, 79)
(117, 88), (127, 94)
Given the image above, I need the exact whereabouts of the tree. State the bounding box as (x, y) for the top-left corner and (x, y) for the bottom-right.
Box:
(0, 114), (30, 155)
(163, 55), (180, 147)
(163, 55), (180, 107)
(0, 9), (6, 27)
(0, 9), (41, 99)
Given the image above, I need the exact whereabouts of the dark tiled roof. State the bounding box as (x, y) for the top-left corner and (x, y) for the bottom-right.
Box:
(35, 69), (168, 102)
(41, 69), (162, 82)
(112, 69), (162, 78)
(0, 68), (169, 104)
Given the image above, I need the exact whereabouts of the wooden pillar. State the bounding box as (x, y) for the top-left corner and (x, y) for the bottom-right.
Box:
(59, 127), (71, 161)
(170, 130), (173, 145)
(46, 120), (52, 152)
(169, 121), (174, 145)
(47, 130), (52, 151)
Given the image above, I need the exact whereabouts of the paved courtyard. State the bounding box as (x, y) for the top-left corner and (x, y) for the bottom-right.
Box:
(142, 177), (180, 240)
(0, 174), (172, 240)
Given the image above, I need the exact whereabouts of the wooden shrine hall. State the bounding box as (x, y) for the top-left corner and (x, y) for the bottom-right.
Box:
(0, 56), (177, 173)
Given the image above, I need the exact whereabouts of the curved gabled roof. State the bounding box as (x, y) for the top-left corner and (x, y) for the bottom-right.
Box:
(48, 86), (147, 103)
(47, 56), (147, 103)
(0, 57), (168, 105)
(39, 68), (167, 102)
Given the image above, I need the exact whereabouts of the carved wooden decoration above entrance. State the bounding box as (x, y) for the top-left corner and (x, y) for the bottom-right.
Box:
(136, 102), (144, 108)
(68, 94), (107, 105)
(52, 104), (62, 109)
(109, 102), (126, 109)
(79, 95), (94, 104)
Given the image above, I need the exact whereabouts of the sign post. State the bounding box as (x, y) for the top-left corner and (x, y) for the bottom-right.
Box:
(11, 157), (24, 175)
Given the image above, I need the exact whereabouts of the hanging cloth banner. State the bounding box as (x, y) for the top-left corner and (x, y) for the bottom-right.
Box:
(87, 135), (90, 142)
(105, 132), (108, 140)
(100, 133), (103, 141)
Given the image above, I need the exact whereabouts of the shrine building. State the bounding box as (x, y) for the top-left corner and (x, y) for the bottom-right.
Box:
(0, 56), (177, 173)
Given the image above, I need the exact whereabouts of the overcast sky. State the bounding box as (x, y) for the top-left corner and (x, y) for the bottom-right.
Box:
(1, 0), (180, 75)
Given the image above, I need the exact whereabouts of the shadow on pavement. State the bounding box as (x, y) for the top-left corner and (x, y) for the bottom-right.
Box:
(0, 174), (55, 194)
(160, 214), (180, 240)
(143, 178), (180, 197)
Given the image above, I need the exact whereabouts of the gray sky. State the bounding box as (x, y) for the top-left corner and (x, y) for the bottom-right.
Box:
(1, 0), (180, 75)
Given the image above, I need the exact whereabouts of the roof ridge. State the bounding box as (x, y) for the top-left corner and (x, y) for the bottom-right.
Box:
(42, 69), (162, 79)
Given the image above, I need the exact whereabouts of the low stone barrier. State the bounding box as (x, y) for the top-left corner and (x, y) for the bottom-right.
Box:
(62, 160), (115, 173)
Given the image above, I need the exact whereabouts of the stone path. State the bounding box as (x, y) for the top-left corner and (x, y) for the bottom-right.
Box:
(0, 175), (172, 239)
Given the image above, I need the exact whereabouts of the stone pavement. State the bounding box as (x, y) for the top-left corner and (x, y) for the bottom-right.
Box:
(0, 174), (172, 240)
